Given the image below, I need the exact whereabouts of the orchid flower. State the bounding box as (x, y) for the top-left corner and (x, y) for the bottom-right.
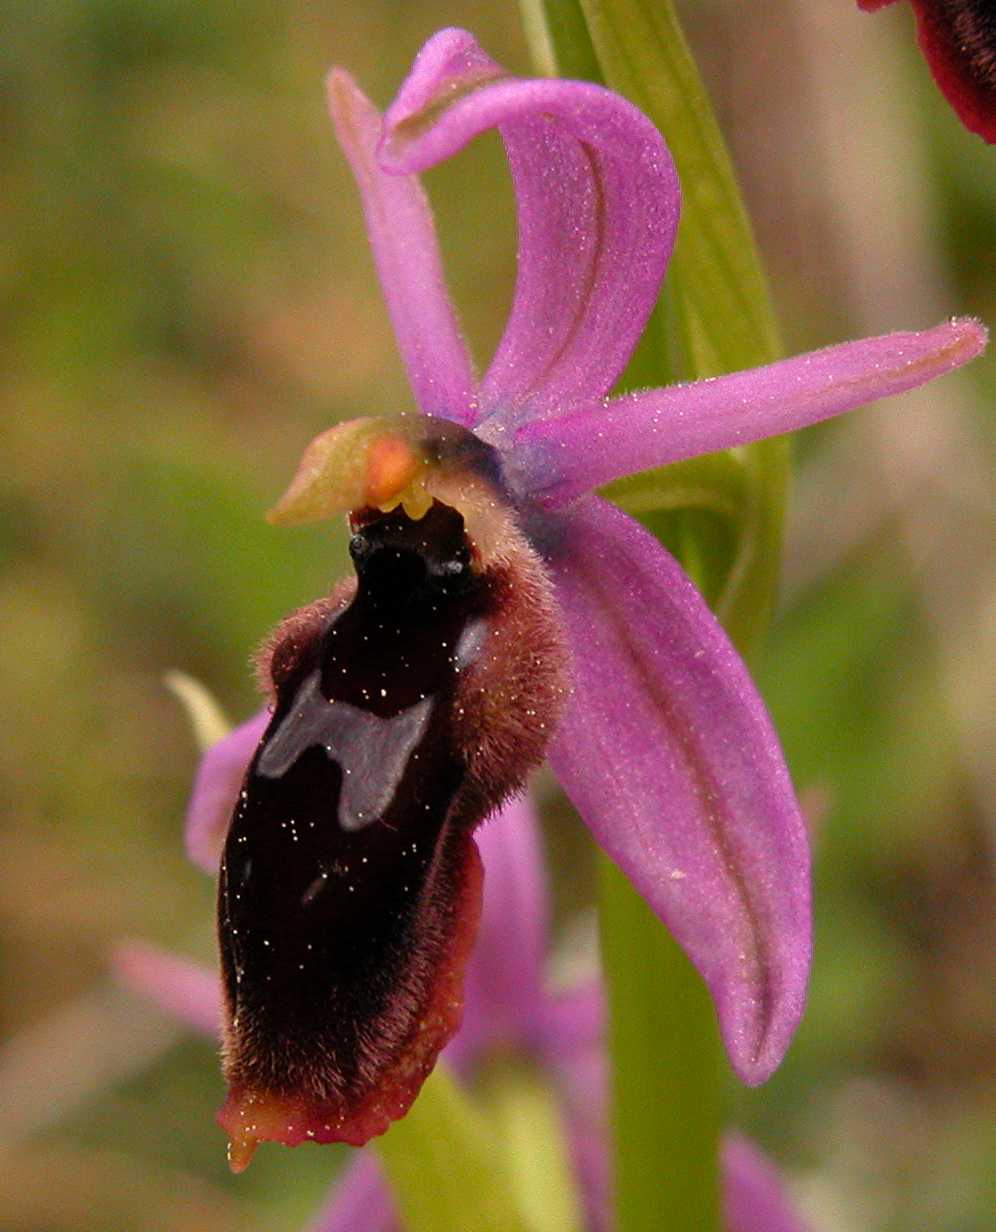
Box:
(859, 1), (996, 142)
(118, 736), (809, 1232)
(182, 27), (984, 1163)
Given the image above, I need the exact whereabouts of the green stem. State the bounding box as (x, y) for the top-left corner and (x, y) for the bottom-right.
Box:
(599, 859), (722, 1231)
(522, 5), (792, 1232)
(579, 0), (781, 370)
(579, 0), (789, 659)
(374, 1065), (533, 1232)
(481, 1060), (584, 1232)
(517, 0), (602, 80)
(594, 506), (725, 1232)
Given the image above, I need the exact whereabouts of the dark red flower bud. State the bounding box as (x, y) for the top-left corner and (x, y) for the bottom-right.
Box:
(860, 0), (996, 142)
(216, 474), (568, 1168)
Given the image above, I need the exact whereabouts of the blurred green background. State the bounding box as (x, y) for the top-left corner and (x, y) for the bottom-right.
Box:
(1, 2), (993, 1229)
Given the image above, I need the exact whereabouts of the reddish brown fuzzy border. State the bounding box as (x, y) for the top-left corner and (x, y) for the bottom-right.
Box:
(218, 834), (483, 1169)
(860, 0), (996, 141)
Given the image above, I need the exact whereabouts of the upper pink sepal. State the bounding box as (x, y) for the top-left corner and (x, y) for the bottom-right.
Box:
(378, 28), (680, 422)
(326, 68), (478, 424)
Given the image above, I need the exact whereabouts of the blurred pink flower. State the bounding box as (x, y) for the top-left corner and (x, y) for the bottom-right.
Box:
(220, 27), (986, 1115)
(119, 761), (809, 1231)
(142, 24), (988, 1160)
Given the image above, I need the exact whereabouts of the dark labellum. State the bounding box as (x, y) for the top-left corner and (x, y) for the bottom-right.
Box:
(918, 1), (996, 140)
(861, 1), (996, 141)
(217, 498), (567, 1165)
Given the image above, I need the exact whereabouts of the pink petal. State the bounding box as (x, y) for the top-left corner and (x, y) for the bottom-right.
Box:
(516, 318), (988, 505)
(547, 499), (811, 1084)
(112, 941), (220, 1037)
(563, 1077), (611, 1232)
(541, 1010), (811, 1232)
(723, 1135), (811, 1232)
(379, 28), (679, 422)
(308, 1151), (400, 1232)
(326, 69), (478, 424)
(455, 793), (550, 1062)
(533, 982), (606, 1063)
(307, 1099), (810, 1232)
(185, 708), (269, 873)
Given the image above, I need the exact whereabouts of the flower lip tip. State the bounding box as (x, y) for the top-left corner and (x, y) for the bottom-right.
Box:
(218, 1088), (310, 1166)
(226, 1135), (258, 1175)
